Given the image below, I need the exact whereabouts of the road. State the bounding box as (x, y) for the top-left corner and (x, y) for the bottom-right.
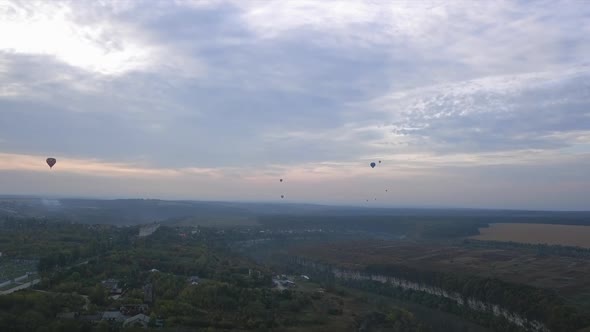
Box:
(0, 278), (40, 295)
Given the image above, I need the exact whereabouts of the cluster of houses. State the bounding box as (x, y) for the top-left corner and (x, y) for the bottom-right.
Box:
(101, 278), (154, 303)
(100, 303), (156, 328)
(56, 278), (161, 327)
(57, 306), (158, 328)
(57, 274), (202, 327)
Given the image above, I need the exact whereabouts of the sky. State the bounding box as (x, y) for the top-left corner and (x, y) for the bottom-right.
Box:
(0, 0), (589, 210)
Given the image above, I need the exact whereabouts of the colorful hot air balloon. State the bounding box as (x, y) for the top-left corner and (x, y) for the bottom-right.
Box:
(370, 162), (376, 168)
(46, 158), (56, 169)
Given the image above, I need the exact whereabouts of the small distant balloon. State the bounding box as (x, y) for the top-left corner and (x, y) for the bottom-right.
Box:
(385, 189), (388, 192)
(370, 162), (376, 168)
(46, 158), (56, 169)
(281, 195), (284, 199)
(379, 160), (382, 164)
(280, 179), (283, 182)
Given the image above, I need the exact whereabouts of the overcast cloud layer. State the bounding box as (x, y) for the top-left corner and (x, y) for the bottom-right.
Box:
(1, 0), (589, 210)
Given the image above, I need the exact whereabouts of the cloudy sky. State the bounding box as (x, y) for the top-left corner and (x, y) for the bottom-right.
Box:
(1, 0), (589, 210)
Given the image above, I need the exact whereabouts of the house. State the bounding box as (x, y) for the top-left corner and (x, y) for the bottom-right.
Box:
(149, 268), (159, 273)
(101, 279), (122, 295)
(143, 283), (154, 303)
(123, 313), (150, 328)
(79, 313), (103, 323)
(300, 275), (310, 280)
(120, 304), (149, 316)
(14, 274), (28, 282)
(188, 276), (200, 285)
(102, 311), (125, 323)
(101, 279), (119, 289)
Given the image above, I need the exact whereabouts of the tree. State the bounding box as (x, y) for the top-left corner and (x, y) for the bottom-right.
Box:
(89, 284), (106, 306)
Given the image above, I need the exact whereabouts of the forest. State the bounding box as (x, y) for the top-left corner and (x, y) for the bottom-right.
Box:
(0, 217), (433, 332)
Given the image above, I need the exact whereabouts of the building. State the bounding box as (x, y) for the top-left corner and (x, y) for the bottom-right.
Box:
(101, 279), (122, 295)
(102, 311), (125, 323)
(120, 304), (149, 316)
(79, 313), (103, 323)
(123, 313), (150, 328)
(188, 276), (200, 285)
(0, 279), (11, 288)
(143, 283), (154, 303)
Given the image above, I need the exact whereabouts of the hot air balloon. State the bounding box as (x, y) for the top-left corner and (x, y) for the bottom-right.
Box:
(385, 189), (388, 192)
(379, 160), (382, 164)
(280, 179), (283, 182)
(281, 195), (284, 199)
(370, 162), (376, 168)
(46, 158), (56, 169)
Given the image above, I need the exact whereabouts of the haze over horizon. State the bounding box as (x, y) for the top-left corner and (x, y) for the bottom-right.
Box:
(1, 1), (589, 210)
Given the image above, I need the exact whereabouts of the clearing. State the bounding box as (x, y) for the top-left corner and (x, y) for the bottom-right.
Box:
(471, 223), (590, 248)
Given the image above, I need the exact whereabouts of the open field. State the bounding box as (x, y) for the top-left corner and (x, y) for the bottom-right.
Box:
(167, 215), (260, 227)
(471, 223), (590, 248)
(282, 277), (488, 332)
(290, 240), (590, 308)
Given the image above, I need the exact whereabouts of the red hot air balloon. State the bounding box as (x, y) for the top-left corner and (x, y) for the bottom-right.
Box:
(46, 158), (56, 169)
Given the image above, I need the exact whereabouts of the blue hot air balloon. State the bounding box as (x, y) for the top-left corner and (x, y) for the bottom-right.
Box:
(370, 162), (376, 168)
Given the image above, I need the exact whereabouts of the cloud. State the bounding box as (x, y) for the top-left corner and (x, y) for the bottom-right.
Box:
(0, 152), (193, 177)
(0, 0), (589, 209)
(364, 65), (590, 154)
(0, 1), (155, 75)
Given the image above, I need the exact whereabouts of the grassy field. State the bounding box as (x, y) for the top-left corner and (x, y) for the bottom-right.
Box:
(290, 240), (590, 310)
(167, 216), (260, 228)
(471, 223), (590, 248)
(281, 276), (488, 332)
